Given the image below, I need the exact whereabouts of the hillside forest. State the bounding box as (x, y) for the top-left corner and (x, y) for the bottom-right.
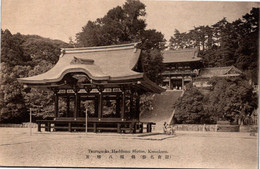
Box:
(0, 0), (258, 124)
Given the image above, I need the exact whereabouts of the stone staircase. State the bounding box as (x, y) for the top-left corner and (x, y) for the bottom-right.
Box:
(140, 90), (183, 132)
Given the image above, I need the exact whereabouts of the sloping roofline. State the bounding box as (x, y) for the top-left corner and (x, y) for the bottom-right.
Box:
(198, 66), (243, 78)
(61, 43), (137, 54)
(163, 48), (202, 63)
(17, 43), (165, 93)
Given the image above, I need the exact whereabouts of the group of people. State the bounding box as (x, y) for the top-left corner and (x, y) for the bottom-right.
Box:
(163, 122), (175, 135)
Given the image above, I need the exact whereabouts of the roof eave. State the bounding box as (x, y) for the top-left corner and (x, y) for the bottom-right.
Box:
(17, 67), (110, 84)
(163, 59), (202, 64)
(139, 75), (166, 94)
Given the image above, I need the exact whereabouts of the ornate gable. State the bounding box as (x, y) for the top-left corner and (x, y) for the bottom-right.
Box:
(226, 66), (242, 75)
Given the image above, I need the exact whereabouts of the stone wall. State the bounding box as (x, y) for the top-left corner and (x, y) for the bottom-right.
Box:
(174, 124), (257, 132)
(0, 123), (37, 128)
(175, 124), (217, 132)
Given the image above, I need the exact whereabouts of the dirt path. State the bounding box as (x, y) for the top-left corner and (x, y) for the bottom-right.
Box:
(0, 128), (258, 168)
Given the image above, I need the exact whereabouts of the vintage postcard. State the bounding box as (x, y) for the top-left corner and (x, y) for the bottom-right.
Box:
(0, 0), (259, 168)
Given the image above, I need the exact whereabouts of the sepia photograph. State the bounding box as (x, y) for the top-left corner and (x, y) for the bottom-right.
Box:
(0, 0), (259, 168)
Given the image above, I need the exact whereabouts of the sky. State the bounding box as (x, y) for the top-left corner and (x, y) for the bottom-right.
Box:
(1, 0), (260, 43)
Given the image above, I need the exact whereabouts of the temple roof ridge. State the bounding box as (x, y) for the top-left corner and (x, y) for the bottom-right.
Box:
(61, 42), (139, 54)
(199, 65), (242, 78)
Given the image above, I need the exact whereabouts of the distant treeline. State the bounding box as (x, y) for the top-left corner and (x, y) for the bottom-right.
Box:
(170, 8), (259, 84)
(1, 30), (72, 123)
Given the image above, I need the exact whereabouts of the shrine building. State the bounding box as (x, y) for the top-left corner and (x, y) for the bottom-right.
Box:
(161, 48), (203, 90)
(193, 66), (243, 88)
(18, 43), (165, 133)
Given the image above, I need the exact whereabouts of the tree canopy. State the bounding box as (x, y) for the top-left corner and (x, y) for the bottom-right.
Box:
(76, 0), (166, 84)
(76, 0), (147, 46)
(169, 8), (259, 84)
(174, 77), (257, 124)
(0, 30), (70, 123)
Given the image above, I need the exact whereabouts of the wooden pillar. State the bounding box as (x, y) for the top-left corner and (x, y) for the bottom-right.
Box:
(95, 95), (99, 117)
(169, 75), (171, 90)
(78, 95), (81, 117)
(147, 124), (151, 133)
(129, 123), (133, 133)
(140, 123), (143, 133)
(47, 122), (51, 132)
(74, 92), (77, 119)
(38, 123), (41, 132)
(98, 93), (103, 119)
(181, 75), (184, 90)
(54, 90), (58, 118)
(117, 123), (121, 133)
(74, 88), (79, 119)
(130, 91), (133, 118)
(45, 123), (48, 131)
(116, 94), (120, 117)
(66, 95), (70, 117)
(97, 86), (104, 120)
(135, 93), (140, 121)
(121, 91), (125, 120)
(93, 123), (97, 133)
(68, 122), (71, 132)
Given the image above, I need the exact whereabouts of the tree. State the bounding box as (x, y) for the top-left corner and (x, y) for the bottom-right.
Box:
(1, 30), (28, 66)
(137, 29), (166, 84)
(141, 49), (164, 84)
(206, 77), (257, 123)
(76, 0), (146, 47)
(169, 29), (186, 49)
(174, 77), (257, 124)
(21, 36), (69, 120)
(0, 62), (29, 123)
(0, 29), (69, 123)
(76, 0), (166, 84)
(138, 29), (166, 51)
(235, 8), (259, 84)
(174, 84), (207, 124)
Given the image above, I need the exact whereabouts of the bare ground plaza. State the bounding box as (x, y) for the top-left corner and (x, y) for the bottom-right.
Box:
(0, 127), (258, 168)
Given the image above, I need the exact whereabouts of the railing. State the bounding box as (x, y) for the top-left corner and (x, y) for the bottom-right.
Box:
(36, 119), (155, 133)
(162, 71), (197, 76)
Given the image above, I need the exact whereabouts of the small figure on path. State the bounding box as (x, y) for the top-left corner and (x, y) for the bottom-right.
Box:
(163, 122), (174, 135)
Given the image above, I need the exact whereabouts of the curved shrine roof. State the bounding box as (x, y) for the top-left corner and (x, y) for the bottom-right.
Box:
(198, 66), (242, 78)
(18, 43), (142, 84)
(163, 48), (201, 63)
(17, 43), (165, 93)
